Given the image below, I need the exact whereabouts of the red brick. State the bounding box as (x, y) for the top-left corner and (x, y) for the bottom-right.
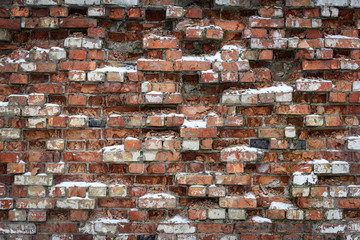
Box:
(143, 38), (179, 49)
(129, 210), (147, 221)
(250, 17), (284, 28)
(0, 153), (19, 163)
(0, 19), (21, 30)
(338, 199), (360, 208)
(69, 50), (86, 60)
(220, 197), (257, 208)
(186, 8), (202, 18)
(186, 28), (203, 39)
(128, 8), (145, 19)
(68, 95), (87, 105)
(109, 8), (125, 19)
(259, 50), (273, 60)
(59, 61), (96, 71)
(197, 223), (234, 233)
(50, 7), (68, 17)
(214, 20), (246, 31)
(189, 209), (206, 220)
(59, 18), (97, 28)
(70, 210), (88, 221)
(11, 7), (29, 17)
(206, 28), (223, 39)
(180, 128), (217, 138)
(329, 92), (346, 102)
(302, 60), (340, 70)
(137, 60), (173, 71)
(88, 28), (106, 38)
(118, 223), (156, 234)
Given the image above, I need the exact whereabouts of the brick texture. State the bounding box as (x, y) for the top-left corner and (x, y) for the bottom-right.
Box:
(0, 0), (359, 238)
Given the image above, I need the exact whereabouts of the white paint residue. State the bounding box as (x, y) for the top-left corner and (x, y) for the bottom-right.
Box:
(182, 119), (207, 128)
(222, 145), (259, 153)
(144, 33), (177, 40)
(139, 193), (175, 199)
(251, 216), (272, 223)
(50, 46), (65, 51)
(311, 159), (330, 164)
(161, 215), (191, 224)
(204, 51), (222, 62)
(69, 115), (88, 118)
(221, 44), (245, 51)
(102, 145), (124, 152)
(242, 85), (293, 95)
(332, 161), (348, 164)
(244, 192), (256, 199)
(325, 35), (359, 39)
(269, 202), (296, 210)
(44, 103), (59, 107)
(93, 65), (136, 73)
(295, 78), (332, 83)
(32, 47), (50, 53)
(125, 137), (138, 140)
(147, 91), (163, 95)
(180, 56), (209, 62)
(56, 182), (107, 188)
(90, 218), (129, 224)
(319, 224), (346, 234)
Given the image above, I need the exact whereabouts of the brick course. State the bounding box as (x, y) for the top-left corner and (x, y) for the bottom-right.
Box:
(0, 0), (359, 238)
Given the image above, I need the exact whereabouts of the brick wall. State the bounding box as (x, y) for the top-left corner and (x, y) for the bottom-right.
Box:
(0, 0), (360, 238)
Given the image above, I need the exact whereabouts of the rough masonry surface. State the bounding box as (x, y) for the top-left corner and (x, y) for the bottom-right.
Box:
(0, 0), (360, 239)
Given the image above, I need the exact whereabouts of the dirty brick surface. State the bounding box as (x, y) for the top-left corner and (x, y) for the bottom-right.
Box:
(0, 0), (360, 238)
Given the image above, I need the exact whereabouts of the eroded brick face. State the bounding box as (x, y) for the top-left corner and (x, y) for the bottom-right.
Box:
(0, 0), (360, 238)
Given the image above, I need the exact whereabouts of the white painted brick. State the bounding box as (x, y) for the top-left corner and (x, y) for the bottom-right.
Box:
(221, 95), (240, 104)
(68, 115), (88, 128)
(25, 0), (60, 5)
(208, 209), (226, 219)
(182, 140), (199, 150)
(306, 115), (324, 126)
(82, 38), (103, 49)
(292, 187), (310, 197)
(314, 161), (332, 174)
(0, 129), (21, 139)
(285, 126), (296, 138)
(103, 0), (139, 5)
(49, 48), (66, 61)
(64, 37), (83, 48)
(315, 0), (348, 6)
(228, 209), (246, 220)
(56, 198), (95, 209)
(157, 223), (196, 234)
(329, 186), (347, 197)
(348, 138), (360, 150)
(286, 210), (304, 220)
(89, 186), (107, 197)
(28, 118), (47, 128)
(88, 7), (105, 16)
(88, 72), (105, 81)
(325, 210), (342, 220)
(276, 92), (292, 102)
(293, 172), (318, 185)
(331, 161), (350, 174)
(353, 81), (360, 91)
(14, 175), (53, 186)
